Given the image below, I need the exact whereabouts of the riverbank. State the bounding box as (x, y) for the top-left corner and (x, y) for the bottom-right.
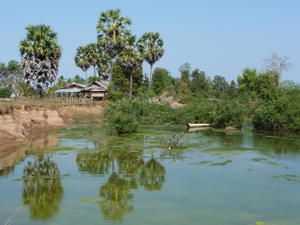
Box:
(0, 102), (104, 152)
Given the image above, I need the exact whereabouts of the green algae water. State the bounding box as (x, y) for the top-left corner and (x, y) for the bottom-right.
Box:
(1, 122), (300, 225)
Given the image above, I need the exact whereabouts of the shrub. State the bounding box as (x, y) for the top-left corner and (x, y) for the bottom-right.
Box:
(253, 90), (300, 132)
(0, 87), (12, 98)
(212, 100), (244, 129)
(108, 112), (139, 135)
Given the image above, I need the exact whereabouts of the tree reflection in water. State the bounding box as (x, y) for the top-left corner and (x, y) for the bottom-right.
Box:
(76, 147), (166, 222)
(22, 156), (63, 220)
(139, 158), (165, 191)
(99, 172), (134, 221)
(77, 150), (112, 175)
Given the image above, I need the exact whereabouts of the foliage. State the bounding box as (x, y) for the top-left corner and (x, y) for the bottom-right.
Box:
(20, 25), (61, 94)
(104, 98), (245, 130)
(74, 46), (90, 75)
(116, 39), (144, 98)
(103, 99), (174, 134)
(253, 88), (300, 132)
(107, 64), (145, 99)
(97, 9), (132, 82)
(152, 68), (174, 95)
(137, 32), (164, 86)
(212, 100), (244, 129)
(161, 134), (184, 149)
(0, 87), (12, 98)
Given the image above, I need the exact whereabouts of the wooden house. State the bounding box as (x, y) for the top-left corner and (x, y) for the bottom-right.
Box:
(82, 80), (110, 101)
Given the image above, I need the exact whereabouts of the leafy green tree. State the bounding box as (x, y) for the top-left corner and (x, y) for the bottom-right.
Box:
(228, 80), (238, 97)
(237, 68), (258, 94)
(20, 25), (61, 96)
(0, 60), (33, 98)
(253, 72), (278, 101)
(97, 9), (132, 82)
(191, 68), (209, 95)
(87, 76), (100, 84)
(152, 68), (174, 95)
(137, 32), (164, 87)
(109, 63), (144, 99)
(73, 74), (85, 84)
(212, 75), (229, 93)
(116, 38), (144, 98)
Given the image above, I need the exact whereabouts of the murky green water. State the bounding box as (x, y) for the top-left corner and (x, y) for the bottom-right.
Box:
(1, 121), (300, 225)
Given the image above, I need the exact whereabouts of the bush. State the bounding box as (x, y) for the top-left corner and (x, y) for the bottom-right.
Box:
(212, 100), (244, 129)
(0, 87), (12, 98)
(104, 98), (174, 125)
(104, 98), (246, 133)
(172, 100), (216, 124)
(107, 112), (139, 135)
(253, 90), (300, 132)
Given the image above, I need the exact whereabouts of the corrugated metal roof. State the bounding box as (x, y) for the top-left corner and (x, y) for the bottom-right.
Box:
(55, 88), (82, 93)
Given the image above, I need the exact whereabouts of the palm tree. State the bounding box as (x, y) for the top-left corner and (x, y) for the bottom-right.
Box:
(75, 46), (90, 83)
(116, 38), (144, 98)
(137, 32), (164, 88)
(20, 25), (61, 96)
(85, 43), (100, 78)
(97, 9), (132, 82)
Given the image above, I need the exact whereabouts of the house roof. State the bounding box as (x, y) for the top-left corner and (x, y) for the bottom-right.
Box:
(83, 80), (110, 92)
(55, 88), (82, 94)
(67, 83), (87, 89)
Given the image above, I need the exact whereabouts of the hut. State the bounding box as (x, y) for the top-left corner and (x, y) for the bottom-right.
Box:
(83, 80), (110, 101)
(55, 83), (87, 101)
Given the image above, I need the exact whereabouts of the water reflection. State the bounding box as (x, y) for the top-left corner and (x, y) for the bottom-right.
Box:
(0, 134), (59, 177)
(200, 129), (300, 157)
(139, 158), (165, 191)
(99, 172), (134, 221)
(77, 150), (112, 175)
(22, 156), (64, 220)
(76, 147), (165, 222)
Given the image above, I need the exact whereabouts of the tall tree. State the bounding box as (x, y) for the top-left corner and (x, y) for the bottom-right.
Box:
(97, 9), (132, 82)
(75, 46), (90, 83)
(264, 53), (291, 86)
(191, 69), (209, 94)
(152, 68), (174, 95)
(0, 60), (23, 98)
(85, 43), (103, 78)
(20, 25), (61, 96)
(116, 39), (144, 98)
(137, 32), (164, 88)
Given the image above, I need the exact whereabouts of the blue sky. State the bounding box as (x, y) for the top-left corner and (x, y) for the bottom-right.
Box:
(0, 0), (299, 82)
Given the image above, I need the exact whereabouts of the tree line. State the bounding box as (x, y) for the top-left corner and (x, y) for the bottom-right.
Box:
(0, 9), (165, 98)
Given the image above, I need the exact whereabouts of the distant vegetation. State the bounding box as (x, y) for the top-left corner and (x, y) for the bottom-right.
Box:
(0, 9), (299, 134)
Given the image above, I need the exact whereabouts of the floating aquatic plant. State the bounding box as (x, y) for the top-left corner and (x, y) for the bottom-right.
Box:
(161, 134), (184, 149)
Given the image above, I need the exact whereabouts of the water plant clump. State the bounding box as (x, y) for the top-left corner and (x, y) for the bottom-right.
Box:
(161, 134), (184, 150)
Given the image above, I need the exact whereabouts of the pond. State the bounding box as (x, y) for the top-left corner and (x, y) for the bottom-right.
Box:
(1, 121), (300, 225)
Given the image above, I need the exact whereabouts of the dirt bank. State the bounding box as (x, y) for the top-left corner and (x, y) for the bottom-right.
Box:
(0, 104), (103, 152)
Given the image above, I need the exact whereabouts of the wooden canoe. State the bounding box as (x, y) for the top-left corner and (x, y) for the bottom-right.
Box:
(187, 123), (211, 128)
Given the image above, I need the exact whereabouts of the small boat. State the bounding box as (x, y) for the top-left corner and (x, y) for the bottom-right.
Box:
(187, 123), (211, 128)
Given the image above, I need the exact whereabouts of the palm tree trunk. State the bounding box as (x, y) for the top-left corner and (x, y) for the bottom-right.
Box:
(149, 64), (153, 89)
(85, 71), (88, 84)
(129, 74), (133, 99)
(109, 61), (113, 83)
